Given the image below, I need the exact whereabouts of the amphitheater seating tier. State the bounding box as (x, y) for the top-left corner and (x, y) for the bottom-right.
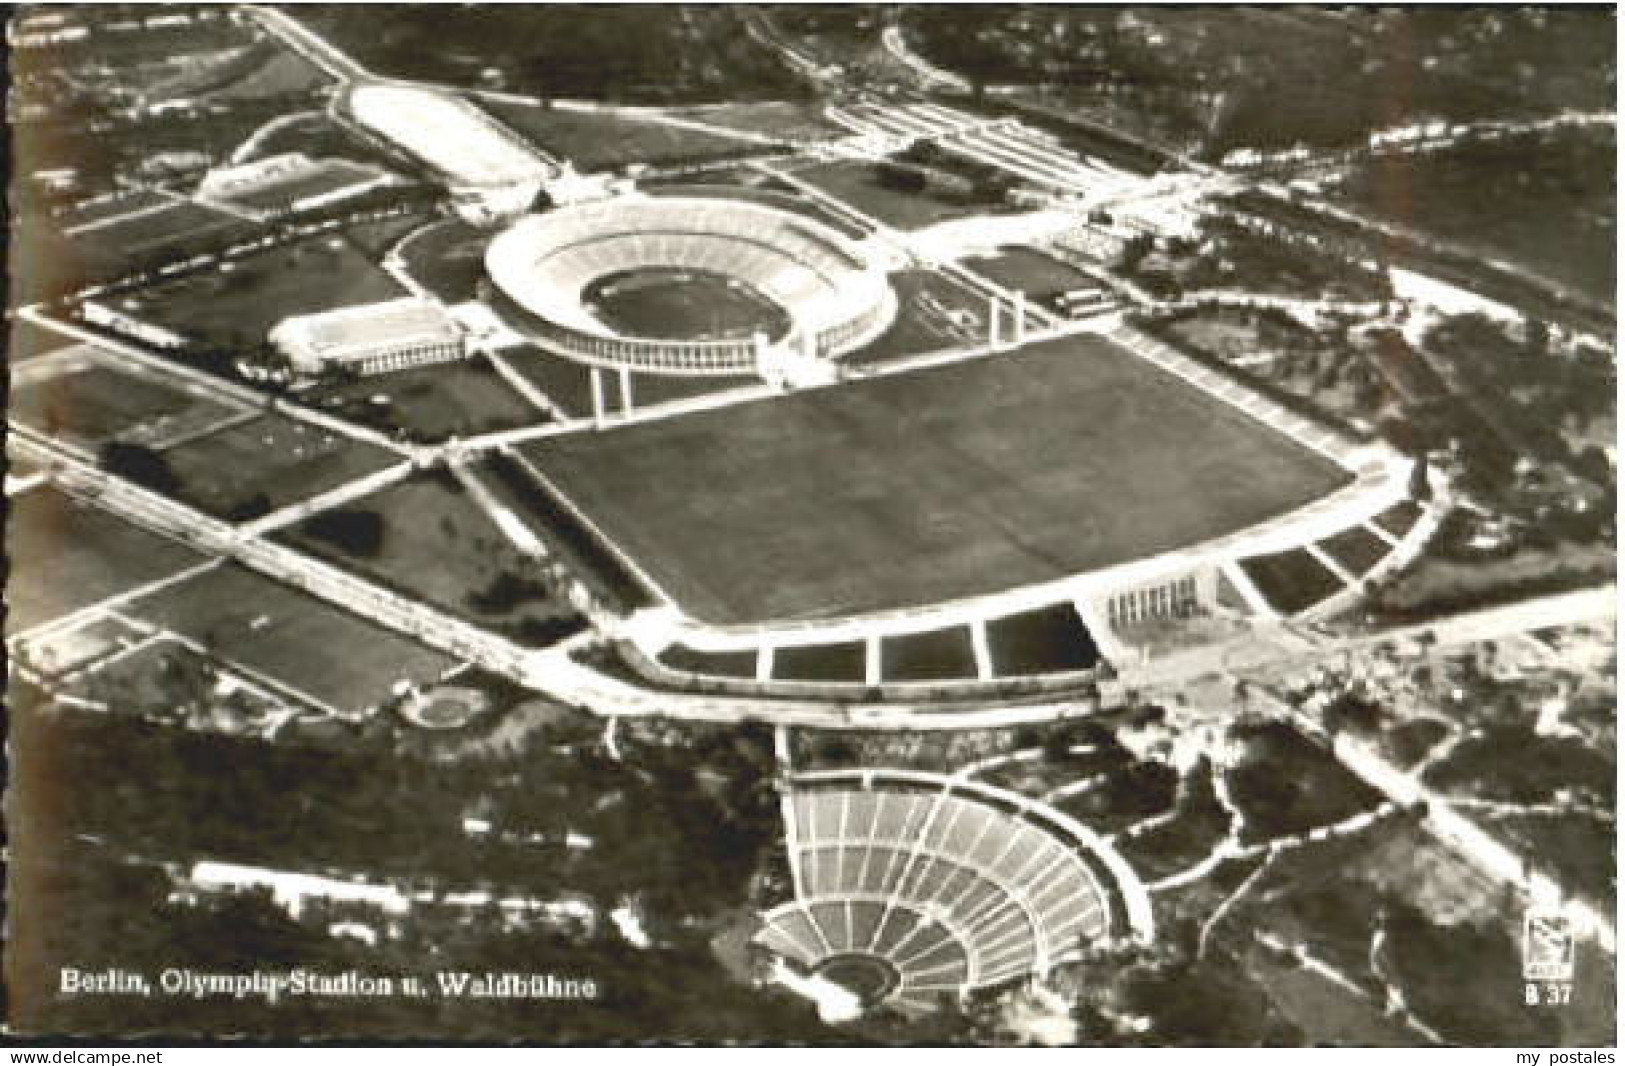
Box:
(757, 782), (1115, 1013)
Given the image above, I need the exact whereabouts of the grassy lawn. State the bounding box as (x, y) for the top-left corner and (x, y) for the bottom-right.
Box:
(1316, 524), (1392, 577)
(985, 603), (1099, 676)
(395, 217), (490, 304)
(126, 562), (455, 714)
(279, 471), (582, 643)
(1238, 547), (1347, 615)
(1371, 499), (1422, 539)
(524, 333), (1349, 624)
(220, 162), (385, 216)
(5, 489), (203, 635)
(880, 625), (977, 682)
(309, 357), (546, 443)
(11, 354), (243, 453)
(659, 644), (758, 679)
(961, 246), (1097, 300)
(788, 159), (993, 230)
(120, 231), (410, 349)
(202, 47), (332, 102)
(675, 101), (844, 140)
(160, 414), (397, 519)
(475, 99), (758, 171)
(500, 349), (597, 415)
(628, 373), (761, 407)
(71, 201), (255, 261)
(588, 268), (788, 341)
(772, 641), (866, 683)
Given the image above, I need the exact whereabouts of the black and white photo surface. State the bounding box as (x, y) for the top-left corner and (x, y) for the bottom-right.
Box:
(5, 3), (1616, 1047)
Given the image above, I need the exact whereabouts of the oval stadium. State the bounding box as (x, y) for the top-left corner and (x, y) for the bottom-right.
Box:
(486, 197), (896, 375)
(753, 770), (1153, 1018)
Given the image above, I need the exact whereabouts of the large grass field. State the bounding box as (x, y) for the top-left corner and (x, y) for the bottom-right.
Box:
(121, 230), (411, 350)
(6, 488), (204, 635)
(586, 268), (789, 341)
(787, 159), (995, 231)
(70, 201), (253, 259)
(395, 217), (489, 304)
(674, 101), (844, 141)
(160, 414), (398, 519)
(524, 333), (1350, 624)
(11, 351), (245, 454)
(126, 562), (456, 714)
(310, 357), (546, 443)
(278, 471), (582, 644)
(475, 99), (759, 171)
(962, 246), (1097, 300)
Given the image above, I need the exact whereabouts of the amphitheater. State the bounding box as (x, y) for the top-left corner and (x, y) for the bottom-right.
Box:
(485, 197), (896, 374)
(753, 770), (1153, 1017)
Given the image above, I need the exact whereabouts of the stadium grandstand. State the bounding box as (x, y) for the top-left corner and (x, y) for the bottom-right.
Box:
(755, 770), (1152, 1017)
(344, 83), (557, 223)
(193, 153), (395, 219)
(269, 297), (467, 376)
(486, 197), (894, 376)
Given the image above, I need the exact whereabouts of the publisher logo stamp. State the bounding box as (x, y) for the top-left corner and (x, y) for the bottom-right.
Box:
(1522, 910), (1576, 982)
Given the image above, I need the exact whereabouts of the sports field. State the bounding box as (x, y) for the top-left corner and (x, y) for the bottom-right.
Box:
(161, 414), (397, 519)
(124, 228), (412, 350)
(585, 268), (789, 341)
(525, 333), (1351, 624)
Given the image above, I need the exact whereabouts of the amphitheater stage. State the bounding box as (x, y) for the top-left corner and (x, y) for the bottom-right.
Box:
(521, 332), (1352, 626)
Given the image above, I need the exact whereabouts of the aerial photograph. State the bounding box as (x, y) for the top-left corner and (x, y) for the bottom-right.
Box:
(3, 3), (1616, 1050)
